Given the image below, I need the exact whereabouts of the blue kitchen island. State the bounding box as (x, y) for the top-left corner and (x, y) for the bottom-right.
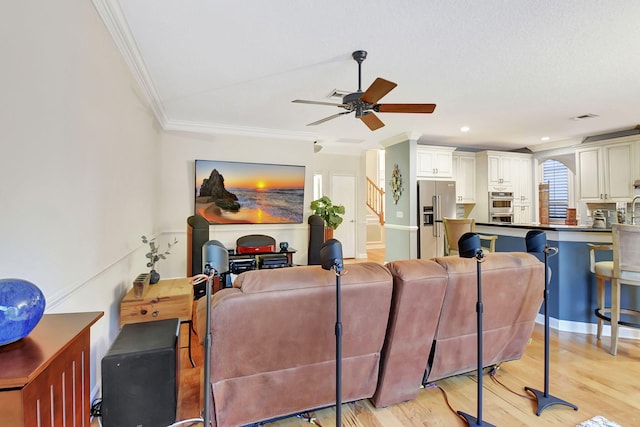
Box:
(474, 223), (638, 337)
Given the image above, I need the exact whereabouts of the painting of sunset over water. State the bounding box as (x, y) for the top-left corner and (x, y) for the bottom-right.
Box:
(195, 160), (306, 224)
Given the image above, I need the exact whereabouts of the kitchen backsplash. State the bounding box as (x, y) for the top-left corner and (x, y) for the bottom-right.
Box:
(584, 201), (635, 227)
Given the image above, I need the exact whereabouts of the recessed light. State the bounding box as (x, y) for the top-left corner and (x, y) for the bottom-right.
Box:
(541, 136), (550, 142)
(460, 126), (470, 133)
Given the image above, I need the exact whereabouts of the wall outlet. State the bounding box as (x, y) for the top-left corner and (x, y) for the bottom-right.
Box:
(396, 211), (403, 218)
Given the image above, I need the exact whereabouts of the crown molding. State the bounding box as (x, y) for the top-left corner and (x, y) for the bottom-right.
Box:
(92, 0), (169, 126)
(526, 137), (580, 153)
(164, 119), (317, 141)
(379, 132), (416, 148)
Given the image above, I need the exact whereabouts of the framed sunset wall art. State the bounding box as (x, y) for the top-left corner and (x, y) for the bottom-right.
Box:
(194, 160), (306, 225)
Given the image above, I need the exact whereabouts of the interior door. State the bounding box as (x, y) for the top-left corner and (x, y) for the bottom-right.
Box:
(331, 173), (356, 258)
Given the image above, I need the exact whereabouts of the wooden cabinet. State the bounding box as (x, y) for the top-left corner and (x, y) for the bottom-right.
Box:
(120, 277), (193, 327)
(0, 312), (103, 427)
(416, 146), (455, 179)
(452, 152), (476, 203)
(486, 153), (515, 191)
(511, 156), (533, 224)
(511, 156), (532, 205)
(575, 141), (635, 202)
(475, 151), (532, 223)
(514, 204), (532, 225)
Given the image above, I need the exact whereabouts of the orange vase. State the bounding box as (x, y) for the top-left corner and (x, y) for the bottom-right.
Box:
(324, 227), (334, 242)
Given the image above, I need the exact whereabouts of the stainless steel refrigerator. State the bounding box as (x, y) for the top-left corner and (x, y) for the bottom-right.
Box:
(418, 180), (457, 258)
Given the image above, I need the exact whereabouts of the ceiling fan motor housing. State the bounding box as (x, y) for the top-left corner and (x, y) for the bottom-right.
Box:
(342, 92), (371, 117)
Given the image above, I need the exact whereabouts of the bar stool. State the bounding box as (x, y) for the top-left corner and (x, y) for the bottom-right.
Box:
(589, 224), (640, 355)
(588, 243), (613, 343)
(443, 217), (498, 256)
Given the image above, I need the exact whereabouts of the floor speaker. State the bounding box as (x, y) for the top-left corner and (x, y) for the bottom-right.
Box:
(102, 318), (180, 427)
(308, 214), (325, 265)
(187, 214), (209, 277)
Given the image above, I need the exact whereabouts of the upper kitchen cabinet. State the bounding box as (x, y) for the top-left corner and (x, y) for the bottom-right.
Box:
(511, 156), (533, 224)
(512, 156), (533, 205)
(416, 145), (455, 179)
(486, 152), (515, 191)
(452, 151), (476, 203)
(575, 140), (636, 202)
(475, 150), (533, 223)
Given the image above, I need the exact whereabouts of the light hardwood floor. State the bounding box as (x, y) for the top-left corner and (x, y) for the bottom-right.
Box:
(97, 249), (640, 426)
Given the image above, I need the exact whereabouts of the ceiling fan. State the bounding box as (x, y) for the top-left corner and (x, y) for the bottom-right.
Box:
(292, 50), (436, 131)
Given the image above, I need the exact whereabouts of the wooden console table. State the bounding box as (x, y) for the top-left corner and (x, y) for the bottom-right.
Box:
(120, 277), (195, 365)
(0, 311), (103, 427)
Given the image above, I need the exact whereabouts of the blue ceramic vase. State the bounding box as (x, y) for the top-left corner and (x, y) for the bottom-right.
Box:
(0, 278), (46, 346)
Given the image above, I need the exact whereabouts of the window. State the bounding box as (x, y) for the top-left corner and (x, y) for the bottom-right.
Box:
(313, 173), (323, 200)
(542, 159), (570, 220)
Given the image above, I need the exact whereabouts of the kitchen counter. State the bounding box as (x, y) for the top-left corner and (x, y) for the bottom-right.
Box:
(476, 221), (611, 232)
(474, 222), (617, 334)
(475, 222), (612, 244)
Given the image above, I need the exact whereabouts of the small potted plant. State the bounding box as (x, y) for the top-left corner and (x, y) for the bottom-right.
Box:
(142, 235), (178, 284)
(310, 196), (345, 240)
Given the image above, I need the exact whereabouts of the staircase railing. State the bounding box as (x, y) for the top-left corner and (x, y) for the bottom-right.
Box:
(366, 177), (385, 225)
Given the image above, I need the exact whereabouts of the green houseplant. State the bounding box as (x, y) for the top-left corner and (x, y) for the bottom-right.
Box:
(310, 196), (345, 231)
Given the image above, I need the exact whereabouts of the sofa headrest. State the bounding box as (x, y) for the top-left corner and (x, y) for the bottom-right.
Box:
(234, 262), (391, 294)
(434, 252), (542, 274)
(384, 258), (448, 282)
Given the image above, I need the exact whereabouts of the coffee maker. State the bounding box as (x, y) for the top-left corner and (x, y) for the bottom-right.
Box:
(592, 210), (606, 229)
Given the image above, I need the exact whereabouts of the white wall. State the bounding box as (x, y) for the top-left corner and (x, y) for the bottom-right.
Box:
(1, 0), (161, 399)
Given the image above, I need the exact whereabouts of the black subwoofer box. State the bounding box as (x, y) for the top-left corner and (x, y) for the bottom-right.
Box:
(102, 318), (180, 427)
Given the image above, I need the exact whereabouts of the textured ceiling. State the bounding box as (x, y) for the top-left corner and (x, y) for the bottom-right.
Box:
(97, 1), (640, 154)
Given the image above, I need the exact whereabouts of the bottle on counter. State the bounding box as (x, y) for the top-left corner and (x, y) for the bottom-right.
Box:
(616, 202), (626, 224)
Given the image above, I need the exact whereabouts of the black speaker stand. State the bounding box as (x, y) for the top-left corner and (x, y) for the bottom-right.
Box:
(457, 259), (496, 427)
(524, 249), (577, 416)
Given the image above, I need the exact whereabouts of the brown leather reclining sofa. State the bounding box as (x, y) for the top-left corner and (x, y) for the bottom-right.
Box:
(196, 252), (544, 426)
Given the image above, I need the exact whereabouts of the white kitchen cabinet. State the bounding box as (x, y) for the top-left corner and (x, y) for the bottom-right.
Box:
(416, 146), (455, 179)
(452, 152), (476, 203)
(513, 204), (532, 225)
(486, 153), (514, 191)
(475, 150), (532, 223)
(575, 141), (635, 202)
(511, 156), (533, 224)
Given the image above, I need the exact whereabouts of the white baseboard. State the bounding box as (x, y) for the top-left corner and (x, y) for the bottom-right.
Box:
(535, 314), (640, 340)
(366, 242), (385, 249)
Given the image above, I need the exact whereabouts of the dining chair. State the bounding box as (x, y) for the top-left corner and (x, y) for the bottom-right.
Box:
(442, 217), (498, 256)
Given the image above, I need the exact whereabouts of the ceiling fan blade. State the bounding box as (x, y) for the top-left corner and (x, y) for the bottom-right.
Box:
(375, 103), (437, 113)
(360, 78), (398, 104)
(307, 111), (351, 126)
(360, 112), (385, 131)
(292, 99), (347, 107)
